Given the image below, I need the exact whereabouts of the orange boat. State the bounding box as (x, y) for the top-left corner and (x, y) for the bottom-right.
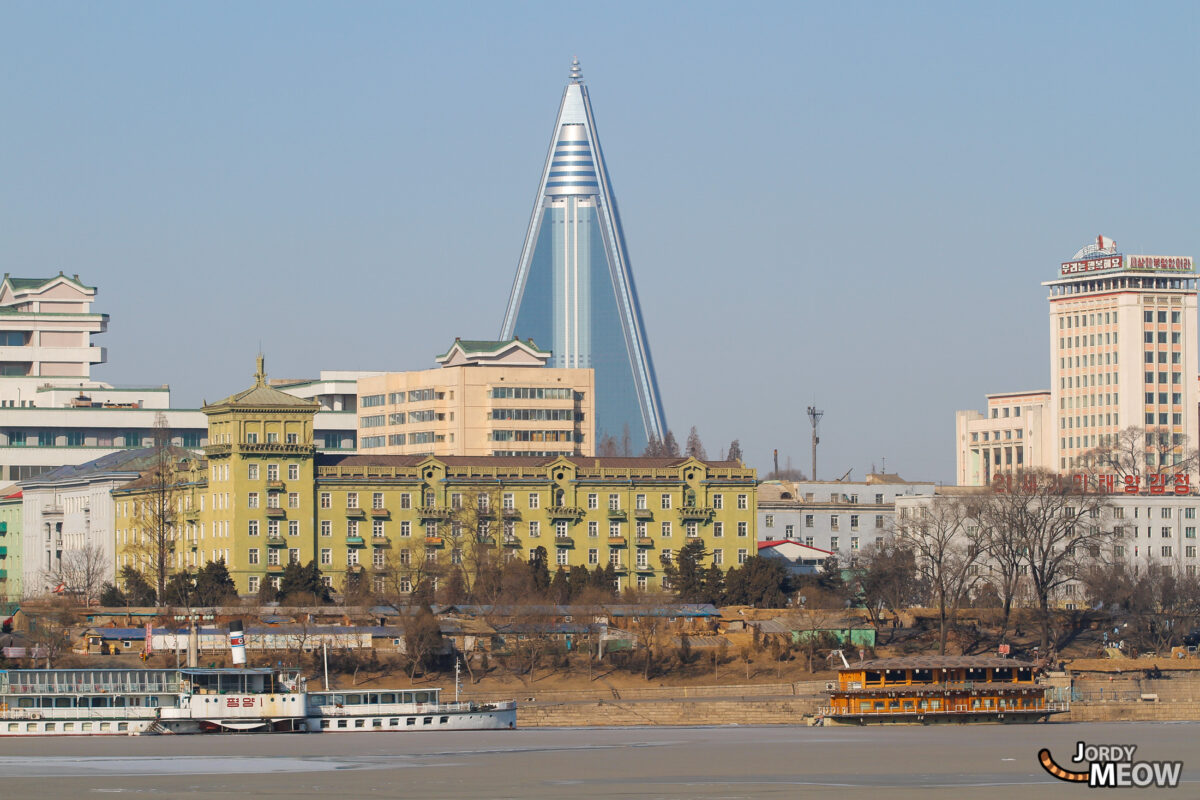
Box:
(820, 656), (1068, 724)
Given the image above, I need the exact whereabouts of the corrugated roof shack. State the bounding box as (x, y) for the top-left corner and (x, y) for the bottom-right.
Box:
(774, 614), (877, 649)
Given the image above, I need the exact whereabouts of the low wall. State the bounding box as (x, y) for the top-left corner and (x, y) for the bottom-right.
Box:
(1060, 701), (1200, 723)
(518, 698), (820, 727)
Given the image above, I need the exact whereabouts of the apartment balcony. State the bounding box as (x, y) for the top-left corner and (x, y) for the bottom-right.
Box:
(265, 507), (286, 518)
(0, 546), (6, 557)
(345, 536), (365, 547)
(679, 507), (715, 521)
(502, 536), (522, 548)
(607, 509), (627, 521)
(265, 563), (285, 572)
(547, 506), (584, 520)
(203, 444), (231, 457)
(344, 507), (365, 518)
(609, 563), (628, 574)
(238, 443), (314, 455)
(608, 535), (627, 547)
(266, 481), (285, 492)
(476, 535), (496, 546)
(554, 534), (574, 548)
(633, 508), (654, 520)
(634, 562), (655, 573)
(635, 537), (655, 548)
(501, 508), (522, 519)
(369, 508), (390, 519)
(425, 536), (443, 546)
(265, 534), (286, 547)
(417, 506), (452, 520)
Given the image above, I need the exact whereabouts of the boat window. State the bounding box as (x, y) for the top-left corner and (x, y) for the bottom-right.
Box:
(440, 716), (448, 724)
(25, 723), (34, 732)
(992, 667), (1013, 681)
(930, 700), (941, 710)
(346, 695), (362, 705)
(389, 718), (398, 726)
(965, 668), (986, 682)
(367, 694), (379, 705)
(118, 723), (128, 731)
(373, 719), (383, 727)
(382, 694), (395, 703)
(355, 719), (365, 728)
(337, 720), (347, 728)
(859, 702), (870, 712)
(423, 717), (432, 725)
(911, 669), (932, 683)
(321, 720), (330, 729)
(864, 671), (882, 685)
(17, 699), (32, 709)
(54, 698), (71, 708)
(873, 701), (884, 710)
(7, 724), (16, 732)
(82, 722), (92, 731)
(407, 718), (416, 726)
(100, 722), (111, 731)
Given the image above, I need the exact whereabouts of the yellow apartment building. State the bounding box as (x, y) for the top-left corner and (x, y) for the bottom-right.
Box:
(356, 338), (595, 458)
(112, 358), (756, 597)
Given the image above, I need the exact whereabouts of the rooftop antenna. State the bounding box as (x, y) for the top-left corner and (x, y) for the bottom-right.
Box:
(807, 405), (823, 481)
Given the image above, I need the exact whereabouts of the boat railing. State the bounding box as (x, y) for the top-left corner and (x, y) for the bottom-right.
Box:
(819, 701), (1069, 717)
(0, 706), (162, 721)
(0, 682), (182, 695)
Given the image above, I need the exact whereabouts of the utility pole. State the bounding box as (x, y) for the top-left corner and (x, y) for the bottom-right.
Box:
(807, 406), (823, 481)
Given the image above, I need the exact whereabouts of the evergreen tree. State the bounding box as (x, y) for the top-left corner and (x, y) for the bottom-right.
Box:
(642, 434), (663, 457)
(99, 582), (126, 607)
(440, 567), (467, 605)
(193, 559), (238, 606)
(529, 546), (551, 597)
(685, 427), (707, 460)
(567, 565), (591, 601)
(702, 563), (725, 605)
(726, 439), (743, 463)
(163, 570), (195, 606)
(119, 566), (158, 606)
(280, 560), (333, 603)
(664, 540), (709, 602)
(549, 567), (570, 604)
(662, 430), (681, 457)
(722, 556), (791, 607)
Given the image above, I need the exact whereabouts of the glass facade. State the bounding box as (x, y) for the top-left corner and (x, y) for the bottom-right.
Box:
(501, 62), (666, 451)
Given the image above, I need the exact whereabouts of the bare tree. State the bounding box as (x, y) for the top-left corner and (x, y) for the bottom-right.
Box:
(1082, 425), (1200, 483)
(856, 539), (921, 641)
(987, 469), (1112, 651)
(892, 496), (985, 654)
(43, 544), (109, 606)
(685, 427), (707, 460)
(977, 490), (1033, 643)
(26, 599), (77, 667)
(130, 413), (181, 603)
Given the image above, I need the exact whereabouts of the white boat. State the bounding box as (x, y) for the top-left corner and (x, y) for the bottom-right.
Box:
(306, 689), (516, 732)
(0, 667), (515, 736)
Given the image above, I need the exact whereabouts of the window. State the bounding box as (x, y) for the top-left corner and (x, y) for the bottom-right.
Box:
(373, 520), (386, 538)
(248, 520), (259, 536)
(737, 522), (748, 537)
(851, 536), (860, 550)
(1162, 546), (1173, 557)
(661, 521), (672, 538)
(399, 549), (411, 566)
(830, 536), (839, 550)
(248, 548), (260, 565)
(660, 494), (672, 510)
(609, 494), (620, 510)
(248, 492), (259, 509)
(804, 515), (813, 528)
(556, 548), (569, 566)
(713, 494), (723, 509)
(373, 492), (385, 509)
(248, 576), (260, 594)
(503, 493), (514, 510)
(347, 492), (359, 509)
(400, 493), (411, 509)
(713, 521), (724, 538)
(587, 493), (598, 509)
(875, 515), (884, 529)
(320, 492), (331, 509)
(685, 521), (698, 538)
(289, 521), (299, 537)
(610, 521), (622, 537)
(320, 520), (331, 537)
(286, 433), (298, 444)
(267, 464), (279, 481)
(529, 521), (540, 538)
(320, 548), (332, 565)
(400, 521), (411, 537)
(850, 515), (859, 529)
(587, 548), (599, 565)
(636, 549), (648, 569)
(555, 520), (568, 538)
(737, 494), (748, 509)
(288, 548), (300, 565)
(450, 493), (462, 509)
(288, 492), (300, 509)
(528, 493), (540, 509)
(347, 520), (359, 537)
(609, 550), (622, 567)
(347, 549), (359, 566)
(830, 515), (839, 530)
(267, 548), (280, 566)
(636, 494), (647, 510)
(765, 514), (774, 528)
(268, 520), (280, 537)
(374, 547), (385, 568)
(712, 549), (723, 565)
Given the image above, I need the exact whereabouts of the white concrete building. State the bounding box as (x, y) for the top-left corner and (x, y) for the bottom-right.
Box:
(955, 391), (1054, 486)
(19, 447), (195, 597)
(757, 475), (936, 562)
(955, 236), (1197, 485)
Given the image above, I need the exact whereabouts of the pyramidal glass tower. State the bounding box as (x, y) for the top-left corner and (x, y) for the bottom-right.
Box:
(500, 60), (667, 452)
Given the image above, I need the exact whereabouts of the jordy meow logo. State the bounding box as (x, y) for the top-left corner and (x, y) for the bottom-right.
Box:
(1038, 741), (1182, 788)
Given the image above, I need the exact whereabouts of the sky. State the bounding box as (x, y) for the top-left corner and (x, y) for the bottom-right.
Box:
(1, 2), (1197, 484)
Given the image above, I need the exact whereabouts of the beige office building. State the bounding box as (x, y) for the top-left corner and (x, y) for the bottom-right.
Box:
(955, 391), (1054, 486)
(356, 339), (595, 457)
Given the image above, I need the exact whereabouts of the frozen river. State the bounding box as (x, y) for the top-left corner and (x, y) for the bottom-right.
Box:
(0, 722), (1194, 799)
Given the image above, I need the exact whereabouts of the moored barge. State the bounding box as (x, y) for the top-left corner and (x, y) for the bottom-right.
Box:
(820, 656), (1067, 724)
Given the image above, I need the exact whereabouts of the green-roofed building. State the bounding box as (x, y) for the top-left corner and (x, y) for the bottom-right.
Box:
(355, 338), (595, 458)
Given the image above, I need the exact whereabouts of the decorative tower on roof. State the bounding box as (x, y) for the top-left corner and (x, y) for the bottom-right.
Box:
(499, 60), (667, 452)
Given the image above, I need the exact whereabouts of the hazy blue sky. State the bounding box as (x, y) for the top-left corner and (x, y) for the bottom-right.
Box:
(2, 2), (1197, 483)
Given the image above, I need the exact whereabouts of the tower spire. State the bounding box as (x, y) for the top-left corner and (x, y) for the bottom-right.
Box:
(569, 57), (583, 84)
(254, 353), (266, 387)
